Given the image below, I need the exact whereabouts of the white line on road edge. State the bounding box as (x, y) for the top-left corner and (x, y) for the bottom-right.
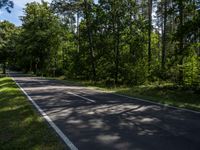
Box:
(68, 91), (96, 103)
(113, 93), (200, 114)
(10, 75), (79, 150)
(78, 89), (200, 114)
(8, 71), (200, 115)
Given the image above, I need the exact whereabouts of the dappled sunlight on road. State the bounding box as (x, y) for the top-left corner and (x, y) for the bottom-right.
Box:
(10, 72), (200, 150)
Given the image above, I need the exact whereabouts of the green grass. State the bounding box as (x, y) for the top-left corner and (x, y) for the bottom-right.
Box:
(91, 83), (200, 111)
(0, 77), (66, 150)
(47, 76), (200, 112)
(113, 85), (200, 111)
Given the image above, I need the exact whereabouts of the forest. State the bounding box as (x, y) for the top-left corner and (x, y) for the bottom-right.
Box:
(0, 0), (200, 87)
(1, 1), (200, 149)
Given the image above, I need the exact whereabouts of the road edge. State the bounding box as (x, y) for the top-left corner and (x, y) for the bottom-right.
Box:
(113, 93), (200, 114)
(44, 76), (200, 114)
(9, 74), (79, 150)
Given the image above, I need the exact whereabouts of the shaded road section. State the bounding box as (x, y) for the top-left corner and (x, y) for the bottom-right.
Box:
(10, 72), (200, 150)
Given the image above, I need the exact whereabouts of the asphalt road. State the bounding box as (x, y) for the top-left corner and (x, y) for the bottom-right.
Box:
(10, 72), (200, 150)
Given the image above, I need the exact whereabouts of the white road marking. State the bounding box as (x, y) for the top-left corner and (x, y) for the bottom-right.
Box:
(67, 91), (96, 103)
(8, 71), (200, 115)
(113, 93), (200, 114)
(10, 75), (79, 150)
(77, 90), (200, 114)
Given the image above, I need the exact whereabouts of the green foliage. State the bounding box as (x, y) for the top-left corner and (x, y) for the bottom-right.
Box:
(0, 21), (15, 62)
(183, 49), (200, 85)
(16, 2), (64, 76)
(0, 21), (17, 73)
(2, 0), (200, 87)
(0, 0), (13, 12)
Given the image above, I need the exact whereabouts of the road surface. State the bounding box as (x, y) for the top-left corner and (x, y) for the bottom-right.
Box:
(9, 72), (200, 150)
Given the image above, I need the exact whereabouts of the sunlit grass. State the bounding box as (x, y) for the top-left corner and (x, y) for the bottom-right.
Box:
(113, 85), (200, 111)
(91, 83), (200, 111)
(0, 77), (66, 150)
(48, 76), (200, 112)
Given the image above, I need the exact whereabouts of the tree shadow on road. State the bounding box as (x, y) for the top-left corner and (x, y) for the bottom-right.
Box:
(0, 77), (67, 150)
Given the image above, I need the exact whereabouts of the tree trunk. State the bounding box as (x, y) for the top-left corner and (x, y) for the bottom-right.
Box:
(129, 2), (135, 62)
(34, 63), (37, 74)
(77, 12), (80, 53)
(148, 0), (152, 70)
(115, 29), (120, 85)
(161, 0), (167, 70)
(178, 0), (184, 84)
(3, 62), (6, 74)
(83, 0), (96, 81)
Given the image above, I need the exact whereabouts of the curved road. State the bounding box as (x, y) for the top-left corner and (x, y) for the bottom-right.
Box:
(10, 72), (200, 150)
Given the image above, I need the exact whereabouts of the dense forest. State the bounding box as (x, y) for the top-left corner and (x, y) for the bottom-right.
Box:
(0, 0), (200, 87)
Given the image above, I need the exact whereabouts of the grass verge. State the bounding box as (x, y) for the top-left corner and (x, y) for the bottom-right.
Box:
(112, 85), (200, 111)
(0, 77), (66, 150)
(48, 76), (200, 112)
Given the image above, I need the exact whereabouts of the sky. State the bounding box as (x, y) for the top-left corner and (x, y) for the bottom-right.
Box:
(0, 0), (52, 26)
(0, 0), (98, 26)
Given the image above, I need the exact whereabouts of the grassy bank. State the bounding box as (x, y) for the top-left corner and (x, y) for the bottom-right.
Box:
(112, 85), (200, 111)
(0, 77), (66, 150)
(90, 83), (200, 111)
(48, 76), (200, 112)
(96, 84), (199, 111)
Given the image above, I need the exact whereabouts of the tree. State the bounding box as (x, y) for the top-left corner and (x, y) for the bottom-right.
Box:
(0, 0), (13, 12)
(18, 2), (63, 75)
(52, 0), (97, 81)
(3, 0), (199, 87)
(83, 0), (96, 81)
(148, 0), (152, 70)
(0, 21), (16, 74)
(161, 0), (167, 70)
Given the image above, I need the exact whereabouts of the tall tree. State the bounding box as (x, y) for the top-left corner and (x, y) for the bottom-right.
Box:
(3, 0), (199, 86)
(19, 2), (63, 75)
(161, 0), (167, 70)
(148, 0), (152, 70)
(178, 0), (184, 83)
(0, 21), (16, 73)
(83, 0), (96, 81)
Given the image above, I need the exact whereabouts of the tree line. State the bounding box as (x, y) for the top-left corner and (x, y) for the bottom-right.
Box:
(0, 0), (200, 86)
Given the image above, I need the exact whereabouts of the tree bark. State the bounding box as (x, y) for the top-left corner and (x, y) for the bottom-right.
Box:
(115, 29), (120, 85)
(178, 0), (184, 83)
(77, 12), (80, 53)
(148, 0), (152, 70)
(3, 62), (6, 74)
(83, 0), (96, 81)
(161, 0), (167, 70)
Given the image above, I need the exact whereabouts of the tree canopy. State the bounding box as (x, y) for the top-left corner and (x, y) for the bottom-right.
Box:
(1, 0), (200, 86)
(0, 0), (13, 12)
